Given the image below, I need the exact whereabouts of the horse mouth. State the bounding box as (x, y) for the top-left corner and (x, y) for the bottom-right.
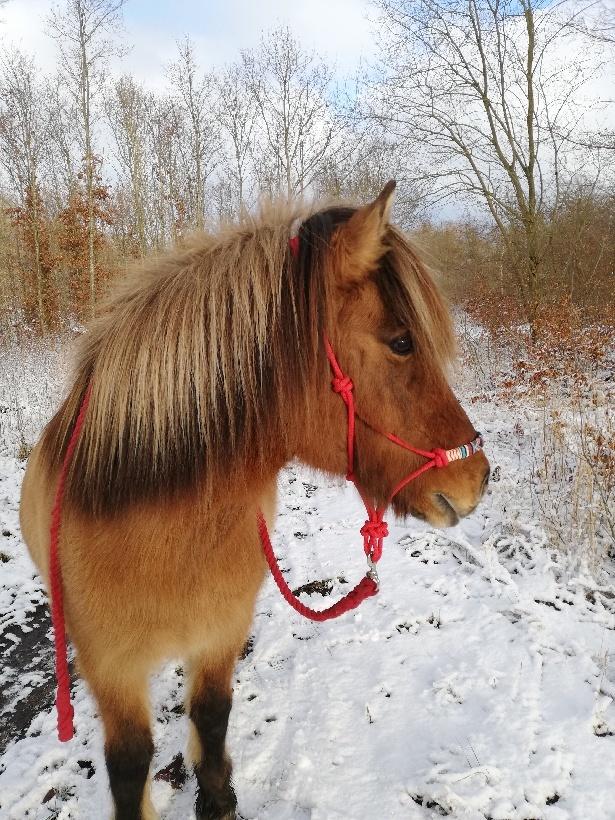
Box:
(434, 493), (460, 527)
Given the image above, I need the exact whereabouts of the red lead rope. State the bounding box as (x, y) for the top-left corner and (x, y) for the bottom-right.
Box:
(49, 382), (92, 742)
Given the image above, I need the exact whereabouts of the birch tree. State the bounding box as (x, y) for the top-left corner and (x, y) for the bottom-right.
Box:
(146, 96), (186, 246)
(215, 62), (257, 213)
(0, 49), (55, 331)
(168, 38), (220, 231)
(48, 0), (124, 315)
(106, 76), (151, 255)
(244, 26), (340, 199)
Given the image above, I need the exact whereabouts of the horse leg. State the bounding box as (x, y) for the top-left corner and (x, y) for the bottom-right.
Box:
(84, 664), (156, 820)
(187, 651), (238, 820)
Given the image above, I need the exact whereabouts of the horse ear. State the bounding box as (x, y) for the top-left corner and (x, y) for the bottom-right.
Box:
(333, 180), (396, 285)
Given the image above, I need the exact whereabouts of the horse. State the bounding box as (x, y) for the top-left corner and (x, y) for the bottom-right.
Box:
(19, 181), (489, 820)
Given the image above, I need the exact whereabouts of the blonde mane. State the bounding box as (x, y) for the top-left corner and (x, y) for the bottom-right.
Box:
(41, 201), (455, 516)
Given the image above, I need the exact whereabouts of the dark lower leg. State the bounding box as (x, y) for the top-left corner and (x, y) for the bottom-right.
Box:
(189, 659), (237, 820)
(105, 724), (154, 820)
(85, 667), (153, 820)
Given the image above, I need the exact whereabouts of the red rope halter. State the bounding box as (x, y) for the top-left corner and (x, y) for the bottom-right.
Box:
(257, 236), (485, 621)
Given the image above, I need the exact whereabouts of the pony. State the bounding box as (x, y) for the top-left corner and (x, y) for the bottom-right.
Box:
(19, 182), (489, 820)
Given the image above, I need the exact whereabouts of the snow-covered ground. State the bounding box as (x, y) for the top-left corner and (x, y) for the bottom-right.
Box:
(1, 339), (614, 819)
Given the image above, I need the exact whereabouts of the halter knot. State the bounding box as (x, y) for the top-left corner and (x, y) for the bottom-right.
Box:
(332, 375), (353, 398)
(360, 517), (388, 562)
(360, 519), (389, 540)
(432, 448), (449, 469)
(332, 375), (353, 394)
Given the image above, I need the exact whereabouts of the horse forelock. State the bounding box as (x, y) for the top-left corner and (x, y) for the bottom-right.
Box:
(377, 227), (456, 377)
(41, 201), (454, 516)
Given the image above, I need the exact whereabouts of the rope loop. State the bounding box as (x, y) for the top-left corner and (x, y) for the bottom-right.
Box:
(257, 512), (378, 621)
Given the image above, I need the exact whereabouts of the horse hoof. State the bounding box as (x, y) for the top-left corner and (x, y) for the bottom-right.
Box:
(195, 784), (237, 820)
(196, 809), (236, 820)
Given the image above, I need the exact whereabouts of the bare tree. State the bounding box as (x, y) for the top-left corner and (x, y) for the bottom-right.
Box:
(106, 75), (151, 255)
(244, 26), (341, 199)
(45, 74), (81, 211)
(146, 95), (186, 246)
(372, 0), (610, 330)
(48, 0), (124, 315)
(0, 49), (54, 331)
(168, 37), (220, 231)
(215, 61), (257, 213)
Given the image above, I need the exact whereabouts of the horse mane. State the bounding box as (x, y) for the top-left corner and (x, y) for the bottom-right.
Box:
(41, 200), (455, 517)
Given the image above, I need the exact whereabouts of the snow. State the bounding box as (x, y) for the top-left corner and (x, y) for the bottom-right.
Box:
(0, 341), (614, 819)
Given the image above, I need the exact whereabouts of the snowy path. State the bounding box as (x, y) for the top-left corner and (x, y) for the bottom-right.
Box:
(1, 406), (615, 820)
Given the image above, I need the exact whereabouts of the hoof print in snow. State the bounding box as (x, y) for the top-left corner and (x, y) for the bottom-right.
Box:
(302, 482), (318, 497)
(594, 721), (614, 737)
(0, 551), (10, 563)
(159, 700), (184, 721)
(154, 753), (188, 790)
(546, 794), (560, 805)
(293, 578), (332, 597)
(77, 759), (95, 779)
(502, 609), (522, 624)
(410, 794), (449, 815)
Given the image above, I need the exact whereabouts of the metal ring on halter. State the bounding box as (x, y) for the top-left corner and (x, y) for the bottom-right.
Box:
(366, 554), (380, 588)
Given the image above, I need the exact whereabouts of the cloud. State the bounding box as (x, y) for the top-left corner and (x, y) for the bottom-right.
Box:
(1, 0), (57, 72)
(1, 0), (375, 87)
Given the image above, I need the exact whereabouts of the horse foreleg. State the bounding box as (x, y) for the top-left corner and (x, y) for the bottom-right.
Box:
(84, 664), (156, 820)
(187, 651), (238, 820)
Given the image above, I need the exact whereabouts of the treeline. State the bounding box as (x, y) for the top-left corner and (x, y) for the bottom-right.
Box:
(0, 6), (395, 332)
(0, 0), (614, 337)
(417, 192), (615, 321)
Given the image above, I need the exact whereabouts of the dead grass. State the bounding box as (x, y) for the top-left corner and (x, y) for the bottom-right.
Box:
(457, 298), (614, 570)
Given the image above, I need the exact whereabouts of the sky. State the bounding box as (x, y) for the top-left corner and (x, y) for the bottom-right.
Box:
(1, 0), (377, 87)
(1, 0), (613, 223)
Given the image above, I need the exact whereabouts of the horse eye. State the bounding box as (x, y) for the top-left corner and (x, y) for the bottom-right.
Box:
(389, 334), (413, 356)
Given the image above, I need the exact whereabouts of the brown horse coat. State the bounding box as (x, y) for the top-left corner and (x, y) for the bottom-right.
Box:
(20, 185), (488, 819)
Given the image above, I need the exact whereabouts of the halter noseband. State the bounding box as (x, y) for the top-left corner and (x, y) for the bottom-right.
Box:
(322, 337), (484, 573)
(257, 234), (484, 621)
